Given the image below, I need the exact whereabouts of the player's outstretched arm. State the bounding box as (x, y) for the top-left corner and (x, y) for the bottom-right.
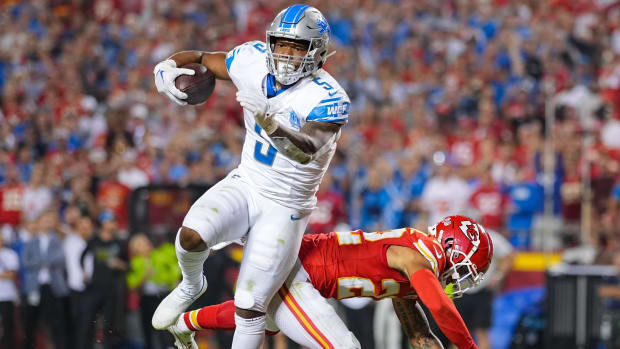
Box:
(392, 298), (444, 349)
(409, 270), (477, 349)
(386, 246), (477, 349)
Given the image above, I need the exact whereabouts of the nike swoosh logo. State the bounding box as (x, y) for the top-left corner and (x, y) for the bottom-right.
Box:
(158, 70), (164, 82)
(328, 90), (338, 97)
(290, 215), (302, 221)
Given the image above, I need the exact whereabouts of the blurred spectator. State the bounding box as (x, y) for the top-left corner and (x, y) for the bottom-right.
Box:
(470, 167), (508, 231)
(391, 153), (428, 227)
(127, 233), (179, 349)
(421, 157), (471, 226)
(68, 174), (98, 217)
(359, 164), (392, 231)
(610, 179), (620, 235)
(0, 166), (24, 236)
(80, 210), (128, 349)
(308, 172), (347, 235)
(0, 232), (19, 349)
(22, 164), (53, 223)
(64, 213), (94, 349)
(21, 210), (69, 349)
(96, 171), (131, 230)
(117, 151), (149, 190)
(506, 168), (544, 249)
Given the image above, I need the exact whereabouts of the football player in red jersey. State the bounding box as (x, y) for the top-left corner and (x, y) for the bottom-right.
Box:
(169, 215), (493, 349)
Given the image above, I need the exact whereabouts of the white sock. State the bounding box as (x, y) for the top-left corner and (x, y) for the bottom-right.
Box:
(174, 312), (192, 332)
(231, 313), (266, 349)
(175, 231), (208, 294)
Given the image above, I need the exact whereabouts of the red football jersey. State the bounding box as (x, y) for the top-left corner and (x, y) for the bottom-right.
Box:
(0, 184), (24, 226)
(299, 228), (446, 300)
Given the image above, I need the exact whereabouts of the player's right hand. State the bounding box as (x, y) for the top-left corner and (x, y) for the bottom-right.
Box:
(153, 59), (195, 106)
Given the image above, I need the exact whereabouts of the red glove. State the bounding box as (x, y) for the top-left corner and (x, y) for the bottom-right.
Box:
(409, 269), (478, 349)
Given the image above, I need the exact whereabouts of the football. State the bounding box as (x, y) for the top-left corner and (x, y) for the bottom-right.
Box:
(174, 63), (216, 105)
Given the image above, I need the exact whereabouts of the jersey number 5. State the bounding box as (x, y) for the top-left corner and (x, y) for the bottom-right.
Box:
(254, 124), (277, 166)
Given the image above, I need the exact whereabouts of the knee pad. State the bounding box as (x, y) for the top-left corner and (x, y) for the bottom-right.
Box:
(234, 289), (257, 311)
(247, 238), (278, 272)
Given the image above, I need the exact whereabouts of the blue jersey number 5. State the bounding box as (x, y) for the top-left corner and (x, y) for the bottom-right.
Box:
(254, 124), (277, 166)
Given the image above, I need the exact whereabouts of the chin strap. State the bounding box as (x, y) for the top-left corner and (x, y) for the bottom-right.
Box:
(324, 50), (337, 60)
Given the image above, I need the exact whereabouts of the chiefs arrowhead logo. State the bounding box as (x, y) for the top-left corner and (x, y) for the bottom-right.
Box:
(459, 220), (480, 246)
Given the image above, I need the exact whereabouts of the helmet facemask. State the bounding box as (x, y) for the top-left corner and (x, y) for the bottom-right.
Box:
(266, 35), (326, 85)
(440, 247), (483, 298)
(430, 216), (493, 298)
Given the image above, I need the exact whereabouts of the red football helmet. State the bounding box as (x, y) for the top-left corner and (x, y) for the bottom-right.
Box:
(428, 215), (494, 298)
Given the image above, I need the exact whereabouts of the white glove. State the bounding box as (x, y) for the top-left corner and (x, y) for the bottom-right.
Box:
(236, 90), (278, 134)
(153, 59), (195, 106)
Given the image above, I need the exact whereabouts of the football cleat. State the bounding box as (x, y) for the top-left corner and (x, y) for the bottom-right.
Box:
(169, 314), (198, 349)
(152, 275), (207, 329)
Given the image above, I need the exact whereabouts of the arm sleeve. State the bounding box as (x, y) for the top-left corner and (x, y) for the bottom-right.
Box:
(409, 269), (477, 349)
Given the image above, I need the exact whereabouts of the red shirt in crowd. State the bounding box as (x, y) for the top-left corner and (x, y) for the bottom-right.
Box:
(469, 184), (507, 231)
(308, 190), (346, 235)
(97, 180), (130, 228)
(0, 184), (24, 226)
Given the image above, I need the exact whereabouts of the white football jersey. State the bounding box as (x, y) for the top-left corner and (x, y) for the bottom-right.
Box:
(226, 41), (350, 211)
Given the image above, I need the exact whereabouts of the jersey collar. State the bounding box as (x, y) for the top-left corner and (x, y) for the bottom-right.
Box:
(266, 74), (295, 98)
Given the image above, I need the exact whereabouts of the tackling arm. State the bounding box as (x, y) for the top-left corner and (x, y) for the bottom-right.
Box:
(386, 245), (477, 349)
(392, 298), (444, 349)
(409, 269), (477, 349)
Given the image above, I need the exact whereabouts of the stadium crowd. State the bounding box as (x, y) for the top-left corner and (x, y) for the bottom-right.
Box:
(0, 0), (620, 348)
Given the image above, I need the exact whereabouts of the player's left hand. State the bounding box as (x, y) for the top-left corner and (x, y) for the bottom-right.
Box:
(236, 90), (278, 134)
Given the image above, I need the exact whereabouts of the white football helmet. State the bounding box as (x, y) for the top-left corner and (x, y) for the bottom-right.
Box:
(266, 5), (331, 85)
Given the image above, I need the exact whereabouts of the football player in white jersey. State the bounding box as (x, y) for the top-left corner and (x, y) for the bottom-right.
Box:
(151, 5), (350, 349)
